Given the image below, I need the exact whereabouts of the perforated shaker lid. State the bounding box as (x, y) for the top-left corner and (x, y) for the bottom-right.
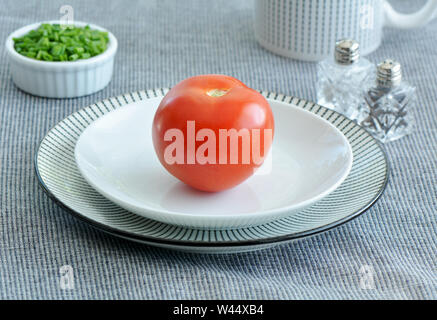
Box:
(377, 59), (402, 88)
(335, 39), (360, 65)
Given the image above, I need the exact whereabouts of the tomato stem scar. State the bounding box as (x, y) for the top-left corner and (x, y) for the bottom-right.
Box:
(206, 89), (229, 97)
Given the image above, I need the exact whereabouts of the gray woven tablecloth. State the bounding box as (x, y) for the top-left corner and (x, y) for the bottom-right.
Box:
(0, 0), (436, 300)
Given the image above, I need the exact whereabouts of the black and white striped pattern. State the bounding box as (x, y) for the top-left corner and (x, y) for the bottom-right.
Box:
(35, 90), (388, 252)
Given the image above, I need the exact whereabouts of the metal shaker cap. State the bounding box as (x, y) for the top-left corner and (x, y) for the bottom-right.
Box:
(335, 39), (360, 65)
(377, 59), (402, 88)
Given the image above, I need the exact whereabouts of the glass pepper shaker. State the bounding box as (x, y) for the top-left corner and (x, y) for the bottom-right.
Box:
(359, 59), (416, 143)
(317, 39), (375, 120)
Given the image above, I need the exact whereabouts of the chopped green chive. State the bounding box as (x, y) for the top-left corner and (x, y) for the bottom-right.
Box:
(80, 52), (91, 59)
(69, 54), (79, 61)
(13, 23), (109, 62)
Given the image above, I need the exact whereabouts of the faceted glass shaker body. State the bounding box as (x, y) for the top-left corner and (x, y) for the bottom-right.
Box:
(359, 83), (416, 143)
(317, 58), (375, 120)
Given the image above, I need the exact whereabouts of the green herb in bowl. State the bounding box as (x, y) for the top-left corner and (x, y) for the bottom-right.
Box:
(13, 23), (109, 62)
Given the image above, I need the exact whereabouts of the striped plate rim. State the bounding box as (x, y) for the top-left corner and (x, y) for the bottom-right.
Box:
(35, 89), (389, 248)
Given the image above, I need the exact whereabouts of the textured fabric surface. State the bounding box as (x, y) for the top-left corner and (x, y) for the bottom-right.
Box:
(0, 0), (436, 300)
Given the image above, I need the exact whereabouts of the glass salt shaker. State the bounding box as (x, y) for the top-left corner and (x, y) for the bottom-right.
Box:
(317, 39), (375, 120)
(359, 59), (416, 143)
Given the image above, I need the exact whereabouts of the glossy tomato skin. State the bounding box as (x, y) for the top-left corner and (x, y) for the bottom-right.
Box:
(152, 74), (274, 192)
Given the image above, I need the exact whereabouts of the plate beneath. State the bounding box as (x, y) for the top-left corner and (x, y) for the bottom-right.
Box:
(35, 89), (388, 253)
(74, 97), (352, 229)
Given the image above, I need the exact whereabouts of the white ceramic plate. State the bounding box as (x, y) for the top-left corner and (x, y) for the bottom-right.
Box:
(35, 90), (388, 253)
(74, 95), (352, 229)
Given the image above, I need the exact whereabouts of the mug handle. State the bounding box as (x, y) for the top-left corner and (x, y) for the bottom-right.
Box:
(384, 0), (437, 29)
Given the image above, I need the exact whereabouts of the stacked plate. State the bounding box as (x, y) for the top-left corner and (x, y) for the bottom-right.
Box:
(35, 89), (388, 253)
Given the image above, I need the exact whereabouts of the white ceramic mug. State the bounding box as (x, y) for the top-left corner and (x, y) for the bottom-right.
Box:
(254, 0), (437, 61)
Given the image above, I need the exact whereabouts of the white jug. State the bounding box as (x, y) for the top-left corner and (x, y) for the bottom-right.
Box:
(254, 0), (437, 61)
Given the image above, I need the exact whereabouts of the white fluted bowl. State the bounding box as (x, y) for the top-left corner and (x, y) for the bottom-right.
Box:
(5, 21), (118, 98)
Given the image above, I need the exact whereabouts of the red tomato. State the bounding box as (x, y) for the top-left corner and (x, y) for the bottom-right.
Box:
(152, 74), (274, 192)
